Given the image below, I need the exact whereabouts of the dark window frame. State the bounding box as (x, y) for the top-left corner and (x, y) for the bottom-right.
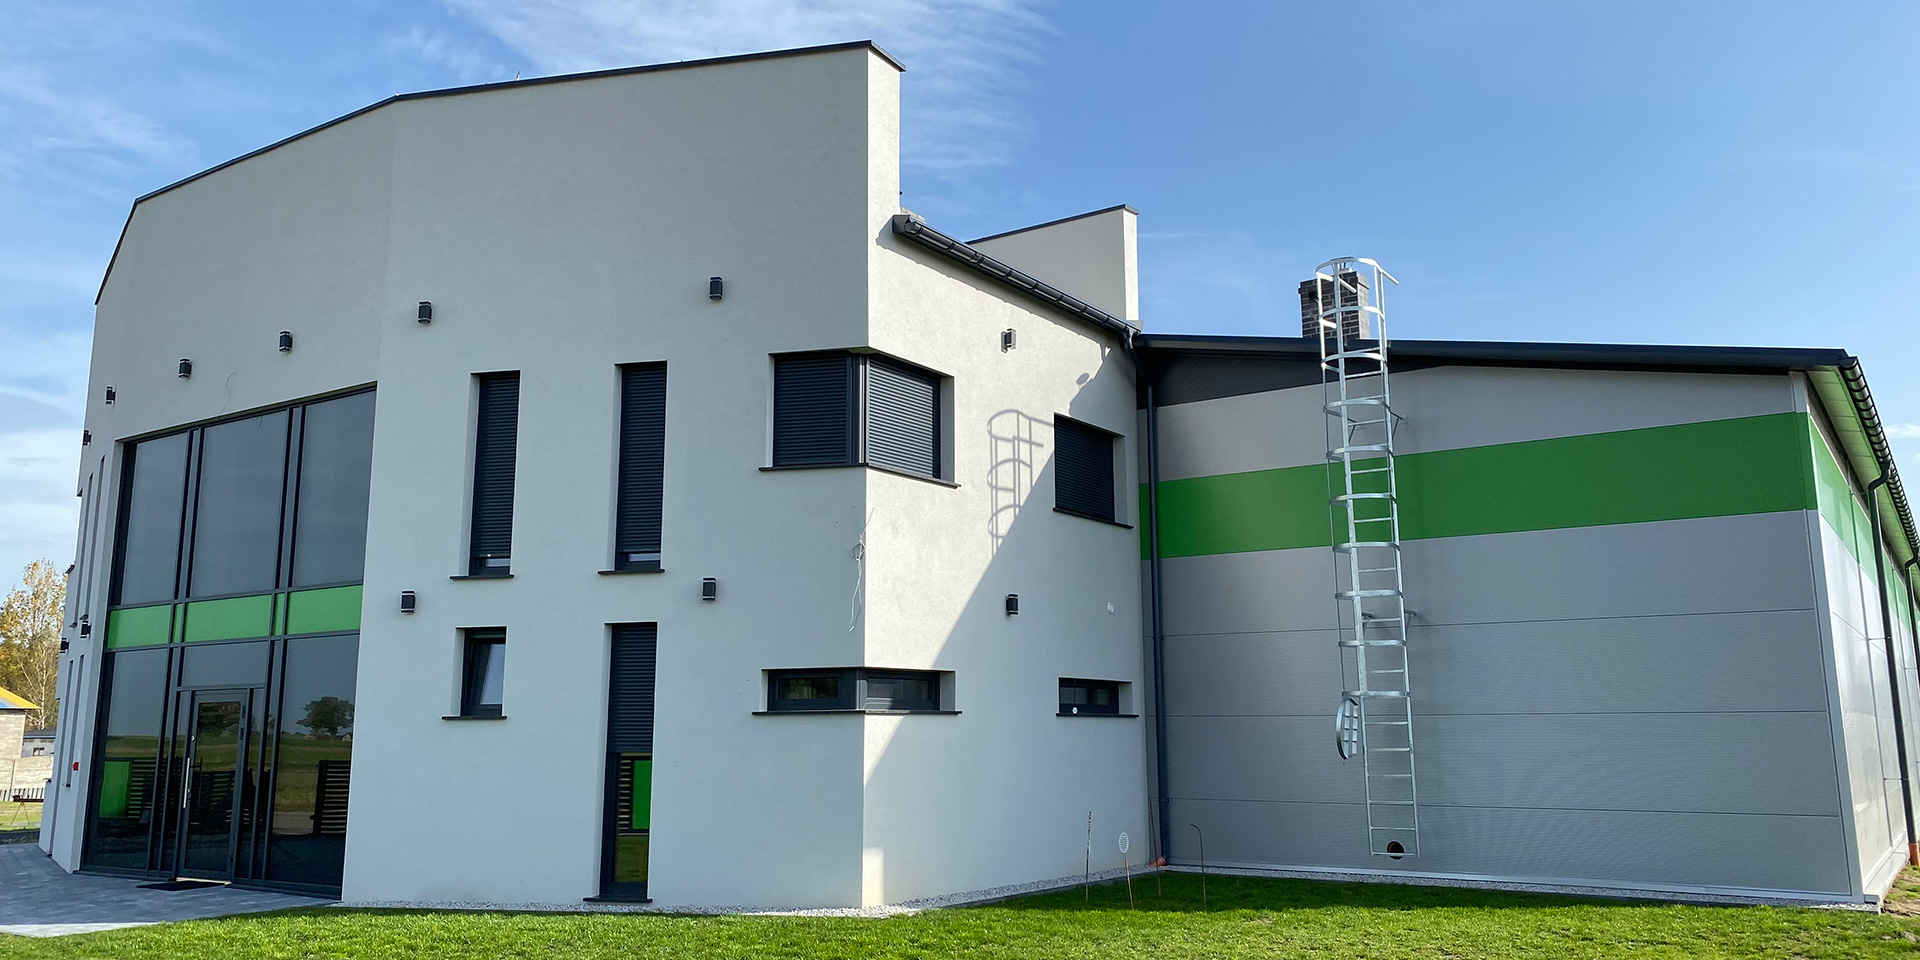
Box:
(770, 351), (948, 482)
(468, 372), (520, 578)
(765, 667), (945, 714)
(1053, 415), (1121, 524)
(613, 364), (668, 573)
(1058, 677), (1123, 716)
(459, 629), (507, 718)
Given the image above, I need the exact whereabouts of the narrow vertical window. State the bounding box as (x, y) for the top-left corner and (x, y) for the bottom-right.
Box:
(601, 623), (657, 901)
(1054, 415), (1119, 523)
(614, 365), (667, 572)
(460, 629), (506, 717)
(469, 373), (520, 576)
(772, 353), (857, 467)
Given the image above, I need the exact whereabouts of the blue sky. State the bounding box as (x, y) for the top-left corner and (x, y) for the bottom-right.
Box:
(3, 0), (1917, 592)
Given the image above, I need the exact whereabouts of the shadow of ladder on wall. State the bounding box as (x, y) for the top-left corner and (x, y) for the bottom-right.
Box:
(1314, 259), (1419, 859)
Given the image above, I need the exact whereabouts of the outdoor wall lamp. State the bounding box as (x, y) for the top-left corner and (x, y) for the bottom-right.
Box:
(1002, 328), (1017, 352)
(82, 430), (91, 446)
(177, 358), (192, 379)
(104, 386), (115, 404)
(1005, 593), (1019, 616)
(278, 331), (294, 352)
(701, 577), (719, 602)
(399, 591), (417, 614)
(709, 277), (724, 301)
(417, 301), (433, 324)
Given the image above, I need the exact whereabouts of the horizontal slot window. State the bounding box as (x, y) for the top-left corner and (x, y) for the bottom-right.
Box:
(766, 668), (946, 714)
(1059, 678), (1122, 716)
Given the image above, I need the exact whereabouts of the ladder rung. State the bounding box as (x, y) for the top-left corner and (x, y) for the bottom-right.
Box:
(1367, 800), (1416, 806)
(1369, 773), (1414, 778)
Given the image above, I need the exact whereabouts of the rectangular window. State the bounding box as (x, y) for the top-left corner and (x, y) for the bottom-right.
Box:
(469, 373), (520, 576)
(601, 623), (657, 901)
(772, 353), (857, 467)
(460, 629), (506, 717)
(1059, 678), (1122, 716)
(290, 391), (377, 587)
(1054, 415), (1119, 523)
(114, 434), (192, 606)
(863, 356), (940, 478)
(765, 668), (943, 713)
(771, 352), (946, 480)
(614, 365), (667, 572)
(189, 410), (290, 597)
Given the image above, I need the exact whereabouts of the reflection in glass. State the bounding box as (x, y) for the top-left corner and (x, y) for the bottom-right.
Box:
(181, 696), (246, 876)
(611, 755), (651, 886)
(267, 635), (357, 888)
(180, 640), (270, 689)
(189, 411), (288, 598)
(84, 648), (170, 870)
(462, 632), (505, 717)
(117, 435), (190, 606)
(292, 392), (375, 587)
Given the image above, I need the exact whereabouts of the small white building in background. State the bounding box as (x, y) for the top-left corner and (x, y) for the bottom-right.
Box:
(37, 41), (1920, 908)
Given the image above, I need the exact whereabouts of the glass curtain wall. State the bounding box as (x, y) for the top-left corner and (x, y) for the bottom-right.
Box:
(85, 390), (373, 893)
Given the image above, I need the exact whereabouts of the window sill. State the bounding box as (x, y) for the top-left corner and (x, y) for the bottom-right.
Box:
(449, 573), (513, 581)
(1057, 712), (1140, 718)
(752, 709), (961, 716)
(583, 896), (653, 904)
(1054, 507), (1134, 529)
(443, 714), (508, 721)
(760, 463), (959, 489)
(598, 567), (664, 576)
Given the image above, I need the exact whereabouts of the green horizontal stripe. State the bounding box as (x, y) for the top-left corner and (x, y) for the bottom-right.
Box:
(1148, 412), (1818, 559)
(182, 594), (275, 643)
(285, 585), (363, 635)
(106, 604), (173, 650)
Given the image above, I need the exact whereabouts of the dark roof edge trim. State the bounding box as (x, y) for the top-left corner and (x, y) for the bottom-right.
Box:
(1833, 358), (1919, 568)
(1135, 333), (1853, 371)
(889, 215), (1135, 341)
(96, 40), (901, 305)
(967, 204), (1139, 245)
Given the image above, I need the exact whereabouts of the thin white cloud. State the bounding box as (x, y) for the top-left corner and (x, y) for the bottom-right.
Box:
(386, 26), (517, 84)
(1886, 423), (1920, 440)
(444, 0), (1051, 178)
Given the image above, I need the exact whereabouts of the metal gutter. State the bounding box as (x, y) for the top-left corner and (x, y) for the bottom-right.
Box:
(888, 215), (1138, 343)
(95, 40), (904, 305)
(1136, 333), (1852, 373)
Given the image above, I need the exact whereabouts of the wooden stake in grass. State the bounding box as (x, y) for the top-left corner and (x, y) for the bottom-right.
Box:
(1190, 823), (1207, 908)
(1084, 812), (1092, 902)
(1120, 832), (1133, 910)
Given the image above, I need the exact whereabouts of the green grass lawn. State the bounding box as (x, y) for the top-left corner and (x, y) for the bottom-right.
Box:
(3, 873), (1918, 959)
(0, 801), (41, 833)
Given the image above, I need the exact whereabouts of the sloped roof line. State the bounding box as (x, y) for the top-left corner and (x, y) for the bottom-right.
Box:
(94, 39), (902, 304)
(0, 684), (39, 711)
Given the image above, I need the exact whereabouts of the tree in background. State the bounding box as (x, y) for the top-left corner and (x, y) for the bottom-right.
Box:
(0, 560), (66, 730)
(300, 696), (354, 739)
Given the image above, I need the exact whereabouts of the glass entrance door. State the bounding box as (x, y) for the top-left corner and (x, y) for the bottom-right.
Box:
(178, 693), (249, 879)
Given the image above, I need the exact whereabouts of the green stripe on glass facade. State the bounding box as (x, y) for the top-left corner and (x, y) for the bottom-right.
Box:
(105, 604), (173, 649)
(106, 586), (361, 649)
(1147, 412), (1819, 559)
(285, 585), (363, 635)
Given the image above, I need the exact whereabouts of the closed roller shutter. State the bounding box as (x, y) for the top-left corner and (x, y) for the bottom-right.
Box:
(772, 354), (856, 466)
(1055, 415), (1116, 521)
(615, 364), (667, 569)
(469, 372), (520, 573)
(607, 623), (657, 753)
(864, 356), (940, 478)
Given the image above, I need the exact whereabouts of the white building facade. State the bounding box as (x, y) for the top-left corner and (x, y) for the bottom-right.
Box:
(38, 41), (1920, 908)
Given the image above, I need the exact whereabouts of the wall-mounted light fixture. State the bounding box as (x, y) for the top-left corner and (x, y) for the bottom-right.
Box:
(82, 430), (91, 446)
(278, 331), (294, 352)
(1005, 593), (1020, 616)
(708, 277), (724, 301)
(78, 616), (91, 638)
(177, 359), (192, 379)
(104, 386), (115, 404)
(701, 577), (719, 602)
(399, 590), (417, 614)
(1002, 328), (1017, 352)
(59, 639), (69, 653)
(417, 301), (433, 324)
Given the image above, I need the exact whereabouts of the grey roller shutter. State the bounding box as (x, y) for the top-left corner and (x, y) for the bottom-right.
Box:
(469, 372), (519, 573)
(773, 354), (856, 466)
(615, 364), (667, 570)
(1055, 416), (1116, 521)
(606, 623), (657, 753)
(864, 356), (940, 478)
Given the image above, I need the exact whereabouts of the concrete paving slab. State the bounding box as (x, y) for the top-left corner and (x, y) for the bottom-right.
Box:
(0, 844), (327, 938)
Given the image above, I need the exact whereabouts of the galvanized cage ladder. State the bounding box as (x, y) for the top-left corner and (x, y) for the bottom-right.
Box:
(1314, 258), (1418, 859)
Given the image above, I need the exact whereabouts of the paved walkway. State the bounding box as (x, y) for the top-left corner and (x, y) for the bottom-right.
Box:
(0, 844), (326, 937)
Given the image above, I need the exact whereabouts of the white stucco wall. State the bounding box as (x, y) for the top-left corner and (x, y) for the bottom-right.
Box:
(57, 42), (1149, 909)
